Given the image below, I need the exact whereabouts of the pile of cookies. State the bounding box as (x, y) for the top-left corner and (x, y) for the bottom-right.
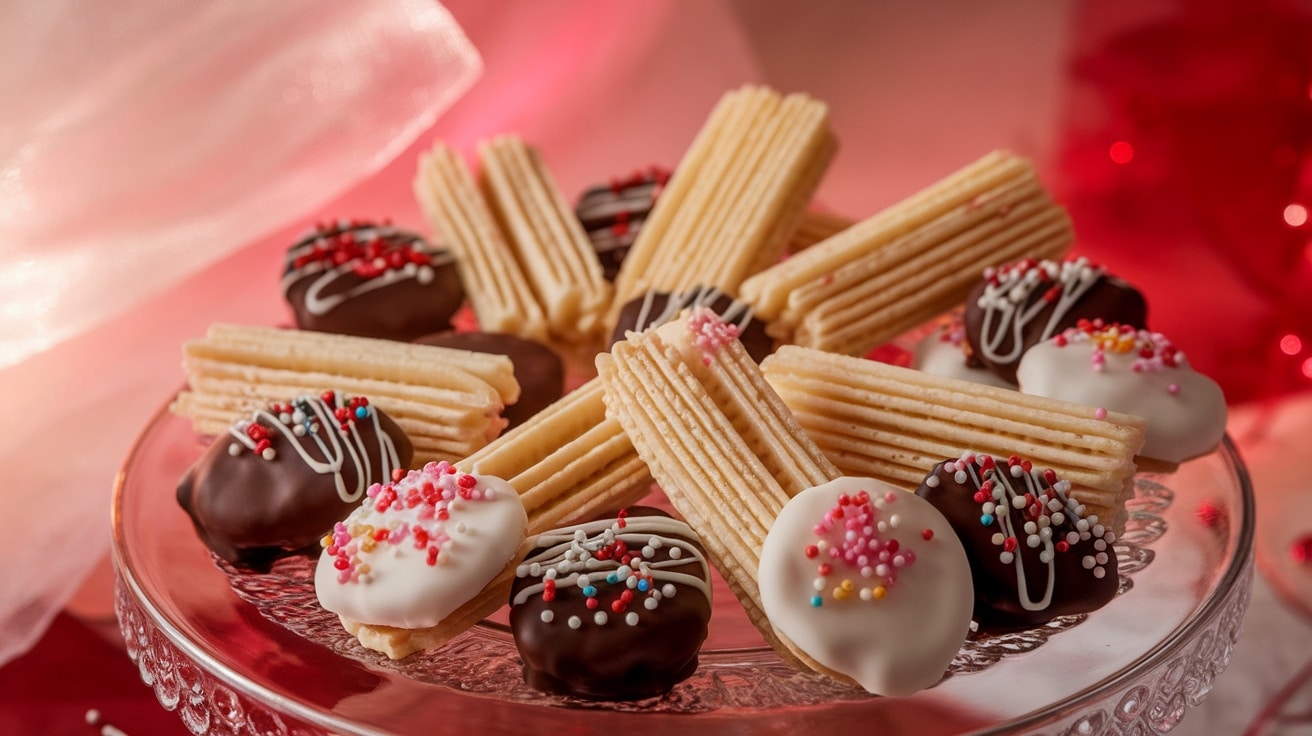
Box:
(170, 83), (1228, 702)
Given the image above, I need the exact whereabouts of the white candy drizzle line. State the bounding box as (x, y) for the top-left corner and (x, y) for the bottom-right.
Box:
(926, 451), (1113, 612)
(631, 285), (757, 336)
(280, 220), (455, 316)
(512, 511), (711, 628)
(976, 256), (1103, 367)
(225, 391), (402, 505)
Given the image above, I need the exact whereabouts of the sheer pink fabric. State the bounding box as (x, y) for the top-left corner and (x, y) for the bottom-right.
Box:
(0, 0), (480, 666)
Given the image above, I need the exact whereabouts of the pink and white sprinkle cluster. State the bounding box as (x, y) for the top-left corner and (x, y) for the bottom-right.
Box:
(323, 461), (494, 584)
(803, 489), (922, 607)
(687, 307), (742, 363)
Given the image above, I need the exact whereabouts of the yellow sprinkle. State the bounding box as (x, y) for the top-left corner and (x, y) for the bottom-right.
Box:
(832, 587), (850, 601)
(320, 535), (333, 549)
(873, 585), (887, 600)
(360, 538), (376, 553)
(840, 579), (854, 592)
(357, 564), (371, 576)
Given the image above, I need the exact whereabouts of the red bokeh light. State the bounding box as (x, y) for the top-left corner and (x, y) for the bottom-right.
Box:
(1304, 357), (1312, 380)
(1108, 140), (1134, 164)
(1280, 334), (1304, 355)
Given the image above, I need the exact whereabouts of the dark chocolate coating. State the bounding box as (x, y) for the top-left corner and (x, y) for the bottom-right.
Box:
(282, 221), (465, 343)
(413, 331), (564, 430)
(915, 457), (1118, 631)
(610, 289), (775, 363)
(177, 398), (413, 571)
(575, 168), (669, 281)
(509, 507), (712, 700)
(963, 267), (1147, 384)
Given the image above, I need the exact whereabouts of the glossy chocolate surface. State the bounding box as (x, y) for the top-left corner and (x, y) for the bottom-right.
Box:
(509, 507), (712, 700)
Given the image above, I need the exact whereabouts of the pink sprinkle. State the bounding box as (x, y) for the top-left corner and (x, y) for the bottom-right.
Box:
(1094, 407), (1108, 420)
(1168, 383), (1180, 395)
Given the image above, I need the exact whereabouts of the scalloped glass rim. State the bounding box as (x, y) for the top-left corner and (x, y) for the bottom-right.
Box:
(113, 397), (1255, 735)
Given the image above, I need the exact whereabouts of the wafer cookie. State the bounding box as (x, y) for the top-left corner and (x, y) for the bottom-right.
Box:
(598, 311), (847, 678)
(789, 209), (854, 253)
(415, 143), (549, 340)
(335, 378), (652, 658)
(759, 345), (1145, 534)
(740, 151), (1072, 356)
(606, 85), (835, 329)
(172, 324), (517, 463)
(479, 135), (612, 342)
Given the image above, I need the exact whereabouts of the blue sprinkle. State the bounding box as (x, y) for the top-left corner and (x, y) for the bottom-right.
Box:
(810, 595), (823, 608)
(980, 513), (995, 526)
(605, 573), (618, 585)
(356, 406), (369, 419)
(583, 586), (597, 597)
(637, 579), (649, 592)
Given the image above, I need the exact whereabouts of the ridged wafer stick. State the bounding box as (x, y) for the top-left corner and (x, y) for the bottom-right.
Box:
(599, 313), (845, 680)
(607, 85), (835, 329)
(203, 324), (519, 402)
(172, 325), (516, 464)
(789, 209), (854, 253)
(415, 143), (549, 340)
(479, 135), (612, 341)
(740, 151), (1072, 356)
(340, 378), (653, 659)
(760, 345), (1145, 533)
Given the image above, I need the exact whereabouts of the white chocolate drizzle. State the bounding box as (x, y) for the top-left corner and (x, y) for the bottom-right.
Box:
(225, 392), (402, 504)
(975, 257), (1103, 367)
(512, 512), (711, 627)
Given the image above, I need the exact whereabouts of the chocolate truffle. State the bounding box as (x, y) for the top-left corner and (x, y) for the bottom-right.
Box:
(282, 219), (465, 343)
(413, 331), (564, 430)
(915, 452), (1119, 632)
(610, 287), (775, 362)
(575, 167), (670, 280)
(177, 392), (412, 571)
(963, 256), (1147, 384)
(509, 507), (713, 700)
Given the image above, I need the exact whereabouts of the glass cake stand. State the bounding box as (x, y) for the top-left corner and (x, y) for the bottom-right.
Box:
(113, 399), (1255, 736)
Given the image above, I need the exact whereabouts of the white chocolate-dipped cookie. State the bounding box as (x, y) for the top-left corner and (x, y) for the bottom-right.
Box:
(1016, 323), (1227, 466)
(758, 477), (973, 697)
(316, 461), (527, 631)
(913, 318), (1016, 390)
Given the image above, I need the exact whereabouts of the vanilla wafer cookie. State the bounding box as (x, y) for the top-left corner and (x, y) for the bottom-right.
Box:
(172, 324), (517, 463)
(760, 345), (1146, 534)
(599, 311), (975, 694)
(316, 461), (529, 659)
(479, 135), (612, 341)
(333, 378), (653, 659)
(606, 86), (835, 329)
(415, 143), (549, 340)
(740, 151), (1073, 356)
(789, 209), (854, 253)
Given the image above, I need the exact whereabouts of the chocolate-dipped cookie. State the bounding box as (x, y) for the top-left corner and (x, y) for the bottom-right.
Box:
(177, 392), (412, 571)
(963, 256), (1147, 384)
(575, 167), (670, 281)
(509, 507), (712, 700)
(282, 219), (465, 342)
(915, 452), (1119, 631)
(412, 331), (564, 430)
(609, 286), (775, 362)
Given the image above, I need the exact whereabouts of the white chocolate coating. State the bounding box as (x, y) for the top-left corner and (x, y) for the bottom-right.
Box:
(1016, 327), (1227, 464)
(315, 462), (527, 630)
(758, 477), (973, 696)
(913, 326), (1015, 390)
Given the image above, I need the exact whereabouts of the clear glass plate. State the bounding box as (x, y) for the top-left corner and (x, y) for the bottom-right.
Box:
(113, 400), (1254, 736)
